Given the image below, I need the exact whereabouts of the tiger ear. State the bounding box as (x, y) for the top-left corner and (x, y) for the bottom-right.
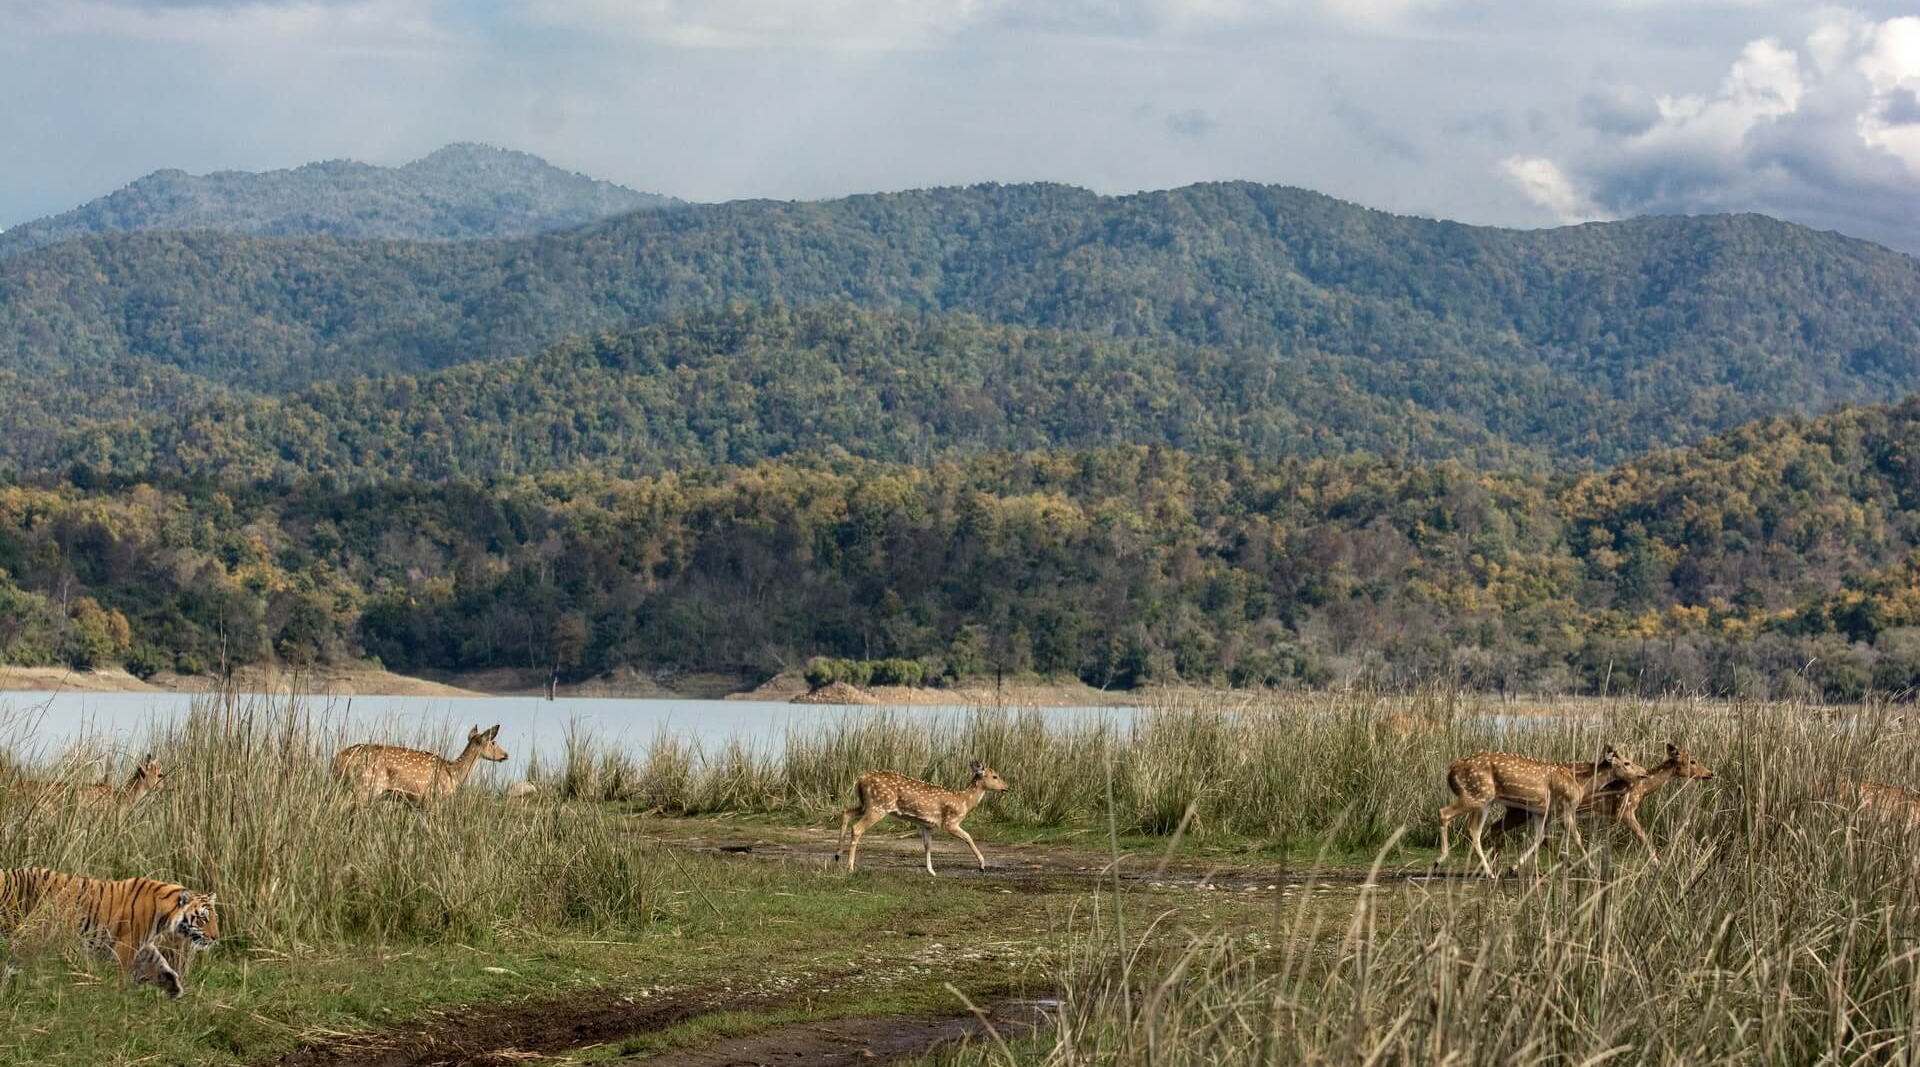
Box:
(177, 890), (193, 907)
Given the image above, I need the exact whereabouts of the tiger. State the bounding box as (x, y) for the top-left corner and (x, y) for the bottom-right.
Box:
(0, 867), (219, 998)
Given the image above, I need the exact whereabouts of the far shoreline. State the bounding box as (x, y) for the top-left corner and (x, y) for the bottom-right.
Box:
(0, 662), (1235, 708)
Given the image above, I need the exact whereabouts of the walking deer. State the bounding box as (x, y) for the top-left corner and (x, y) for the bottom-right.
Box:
(332, 725), (508, 811)
(1436, 745), (1650, 879)
(5, 754), (165, 812)
(835, 761), (1011, 875)
(1488, 742), (1715, 863)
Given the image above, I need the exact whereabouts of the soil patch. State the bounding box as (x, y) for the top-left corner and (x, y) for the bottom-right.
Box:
(268, 988), (753, 1067)
(622, 999), (1051, 1066)
(791, 681), (882, 705)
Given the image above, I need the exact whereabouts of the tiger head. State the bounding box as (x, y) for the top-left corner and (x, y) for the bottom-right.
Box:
(170, 889), (219, 950)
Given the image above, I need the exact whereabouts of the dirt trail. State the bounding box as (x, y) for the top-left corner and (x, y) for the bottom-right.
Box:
(265, 988), (1046, 1067)
(638, 819), (1431, 893)
(621, 999), (1050, 1066)
(268, 988), (753, 1067)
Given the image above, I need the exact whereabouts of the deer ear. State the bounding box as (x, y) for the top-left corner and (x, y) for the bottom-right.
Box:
(969, 759), (984, 775)
(1601, 745), (1618, 760)
(1666, 742), (1679, 758)
(484, 725), (501, 741)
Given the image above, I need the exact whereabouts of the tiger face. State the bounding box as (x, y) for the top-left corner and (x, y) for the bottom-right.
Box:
(169, 889), (219, 950)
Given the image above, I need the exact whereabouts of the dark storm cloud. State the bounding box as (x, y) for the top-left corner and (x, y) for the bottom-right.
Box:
(1579, 85), (1662, 137)
(1886, 88), (1920, 126)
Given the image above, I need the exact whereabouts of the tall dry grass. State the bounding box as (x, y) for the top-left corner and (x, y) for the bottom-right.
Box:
(548, 692), (1804, 852)
(0, 694), (664, 950)
(931, 696), (1920, 1065)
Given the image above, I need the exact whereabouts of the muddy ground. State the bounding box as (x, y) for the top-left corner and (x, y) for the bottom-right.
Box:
(260, 815), (1454, 1067)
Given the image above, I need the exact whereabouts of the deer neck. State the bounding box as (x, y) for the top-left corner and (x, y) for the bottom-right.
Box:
(441, 742), (486, 788)
(1635, 762), (1679, 796)
(955, 781), (988, 816)
(1570, 762), (1630, 797)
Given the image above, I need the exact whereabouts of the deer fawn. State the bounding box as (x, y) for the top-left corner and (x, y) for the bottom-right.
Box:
(1436, 745), (1650, 878)
(332, 725), (508, 811)
(1488, 742), (1715, 864)
(5, 754), (165, 812)
(836, 761), (1011, 876)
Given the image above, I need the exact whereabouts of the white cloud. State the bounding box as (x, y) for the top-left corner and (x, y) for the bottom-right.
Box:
(1501, 156), (1606, 223)
(1504, 10), (1920, 249)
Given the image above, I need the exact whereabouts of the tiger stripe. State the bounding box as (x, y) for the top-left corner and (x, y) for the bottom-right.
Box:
(0, 866), (218, 998)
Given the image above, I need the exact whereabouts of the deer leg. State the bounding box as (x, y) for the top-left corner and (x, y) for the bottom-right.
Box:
(834, 805), (860, 863)
(1622, 805), (1657, 864)
(1467, 805), (1498, 880)
(920, 825), (936, 876)
(945, 819), (987, 870)
(1560, 798), (1585, 856)
(1436, 799), (1478, 866)
(1512, 808), (1549, 871)
(846, 807), (888, 871)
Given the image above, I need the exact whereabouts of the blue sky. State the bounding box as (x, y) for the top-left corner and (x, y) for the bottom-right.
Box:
(3, 1), (1918, 251)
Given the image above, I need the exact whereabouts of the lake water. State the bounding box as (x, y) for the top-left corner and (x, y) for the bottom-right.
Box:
(0, 690), (1139, 780)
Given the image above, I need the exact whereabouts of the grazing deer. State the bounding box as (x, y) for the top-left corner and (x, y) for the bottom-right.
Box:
(835, 760), (1011, 876)
(5, 754), (165, 812)
(1489, 742), (1715, 864)
(332, 725), (508, 811)
(1436, 746), (1649, 879)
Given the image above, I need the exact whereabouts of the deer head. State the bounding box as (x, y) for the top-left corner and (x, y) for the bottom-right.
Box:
(470, 725), (509, 762)
(1663, 741), (1715, 780)
(969, 760), (1011, 793)
(129, 753), (165, 793)
(1597, 745), (1650, 786)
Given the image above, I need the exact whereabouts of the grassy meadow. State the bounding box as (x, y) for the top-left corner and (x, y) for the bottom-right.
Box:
(2, 690), (1919, 1064)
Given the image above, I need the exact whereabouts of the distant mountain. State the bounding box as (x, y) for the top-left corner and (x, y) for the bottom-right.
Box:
(0, 144), (679, 258)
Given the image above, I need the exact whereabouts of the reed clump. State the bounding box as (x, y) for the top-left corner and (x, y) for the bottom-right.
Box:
(0, 694), (666, 949)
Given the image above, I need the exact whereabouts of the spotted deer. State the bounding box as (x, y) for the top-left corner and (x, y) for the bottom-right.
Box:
(332, 725), (508, 811)
(6, 754), (165, 812)
(1820, 777), (1920, 832)
(1488, 742), (1715, 863)
(835, 761), (1011, 875)
(1436, 745), (1650, 879)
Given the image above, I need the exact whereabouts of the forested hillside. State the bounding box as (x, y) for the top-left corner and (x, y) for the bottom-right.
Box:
(14, 306), (1525, 481)
(11, 399), (1920, 700)
(4, 182), (1917, 464)
(0, 144), (677, 259)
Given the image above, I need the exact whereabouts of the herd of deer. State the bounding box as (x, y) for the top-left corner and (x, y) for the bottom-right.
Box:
(8, 720), (1920, 881)
(0, 726), (513, 817)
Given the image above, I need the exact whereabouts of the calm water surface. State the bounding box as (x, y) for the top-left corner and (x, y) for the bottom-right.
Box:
(0, 691), (1137, 779)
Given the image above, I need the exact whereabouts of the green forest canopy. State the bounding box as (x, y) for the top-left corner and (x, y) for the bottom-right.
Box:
(11, 396), (1920, 700)
(4, 182), (1918, 465)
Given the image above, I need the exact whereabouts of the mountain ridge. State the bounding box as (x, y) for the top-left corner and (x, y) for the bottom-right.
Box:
(0, 143), (680, 257)
(3, 179), (1916, 466)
